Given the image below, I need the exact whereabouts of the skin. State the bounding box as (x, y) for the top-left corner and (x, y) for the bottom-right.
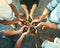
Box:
(9, 3), (22, 20)
(21, 3), (37, 20)
(14, 27), (30, 48)
(32, 8), (58, 30)
(2, 25), (28, 36)
(14, 26), (42, 48)
(0, 3), (25, 26)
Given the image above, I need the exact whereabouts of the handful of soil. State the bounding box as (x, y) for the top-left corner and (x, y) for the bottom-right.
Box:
(28, 16), (32, 23)
(30, 27), (36, 34)
(32, 22), (40, 26)
(23, 27), (28, 32)
(21, 21), (27, 25)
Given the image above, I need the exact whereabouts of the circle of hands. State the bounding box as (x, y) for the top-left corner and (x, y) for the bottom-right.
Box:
(18, 19), (37, 36)
(18, 16), (46, 36)
(16, 16), (45, 48)
(18, 17), (39, 37)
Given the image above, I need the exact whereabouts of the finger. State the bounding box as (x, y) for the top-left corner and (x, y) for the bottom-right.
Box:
(42, 25), (46, 30)
(35, 29), (38, 34)
(36, 23), (42, 28)
(30, 20), (36, 25)
(27, 27), (30, 33)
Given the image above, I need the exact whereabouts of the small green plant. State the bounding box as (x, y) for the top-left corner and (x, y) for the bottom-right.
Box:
(32, 22), (40, 26)
(21, 21), (27, 25)
(30, 27), (36, 34)
(28, 16), (32, 23)
(23, 27), (28, 32)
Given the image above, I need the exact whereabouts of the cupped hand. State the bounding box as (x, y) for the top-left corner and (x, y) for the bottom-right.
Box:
(19, 25), (29, 34)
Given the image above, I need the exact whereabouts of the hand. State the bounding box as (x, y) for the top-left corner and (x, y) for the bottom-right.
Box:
(35, 22), (42, 28)
(30, 29), (38, 37)
(42, 25), (47, 30)
(36, 15), (43, 22)
(35, 22), (46, 28)
(19, 18), (24, 21)
(30, 15), (33, 20)
(27, 15), (29, 20)
(22, 27), (30, 36)
(18, 21), (24, 26)
(29, 26), (37, 35)
(31, 19), (40, 25)
(19, 25), (29, 34)
(18, 18), (27, 26)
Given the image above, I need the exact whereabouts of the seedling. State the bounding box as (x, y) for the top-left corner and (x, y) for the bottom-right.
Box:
(28, 16), (32, 23)
(30, 27), (36, 34)
(32, 22), (40, 26)
(23, 27), (28, 32)
(21, 21), (27, 25)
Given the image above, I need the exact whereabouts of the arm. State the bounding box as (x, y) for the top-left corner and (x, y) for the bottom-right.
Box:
(29, 29), (42, 48)
(38, 32), (54, 42)
(43, 22), (57, 30)
(3, 30), (20, 36)
(9, 3), (21, 20)
(21, 4), (29, 20)
(31, 8), (50, 24)
(14, 27), (30, 48)
(0, 20), (19, 24)
(36, 22), (57, 30)
(30, 4), (37, 19)
(39, 8), (50, 21)
(14, 34), (25, 48)
(2, 25), (27, 36)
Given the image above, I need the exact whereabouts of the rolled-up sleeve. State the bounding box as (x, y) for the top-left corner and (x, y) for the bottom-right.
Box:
(47, 0), (58, 11)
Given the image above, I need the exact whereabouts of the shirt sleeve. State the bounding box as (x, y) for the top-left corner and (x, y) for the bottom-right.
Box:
(33, 0), (39, 6)
(54, 37), (60, 44)
(47, 0), (58, 11)
(6, 0), (12, 4)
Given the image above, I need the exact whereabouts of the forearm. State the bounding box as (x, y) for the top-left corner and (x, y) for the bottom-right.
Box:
(39, 8), (50, 21)
(0, 20), (19, 24)
(9, 4), (21, 20)
(21, 4), (29, 17)
(34, 36), (42, 48)
(3, 30), (21, 36)
(38, 32), (54, 42)
(14, 34), (25, 48)
(30, 4), (37, 17)
(44, 22), (57, 30)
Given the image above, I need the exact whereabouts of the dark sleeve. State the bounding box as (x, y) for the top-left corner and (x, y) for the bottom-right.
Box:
(0, 32), (3, 38)
(33, 0), (39, 6)
(19, 0), (25, 4)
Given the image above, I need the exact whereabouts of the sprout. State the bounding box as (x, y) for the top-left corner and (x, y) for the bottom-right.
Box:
(23, 27), (28, 32)
(32, 22), (40, 26)
(21, 21), (27, 25)
(28, 16), (32, 22)
(30, 27), (36, 34)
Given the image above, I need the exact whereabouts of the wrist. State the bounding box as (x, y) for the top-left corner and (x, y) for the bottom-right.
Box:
(17, 30), (22, 34)
(21, 33), (26, 37)
(39, 15), (45, 21)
